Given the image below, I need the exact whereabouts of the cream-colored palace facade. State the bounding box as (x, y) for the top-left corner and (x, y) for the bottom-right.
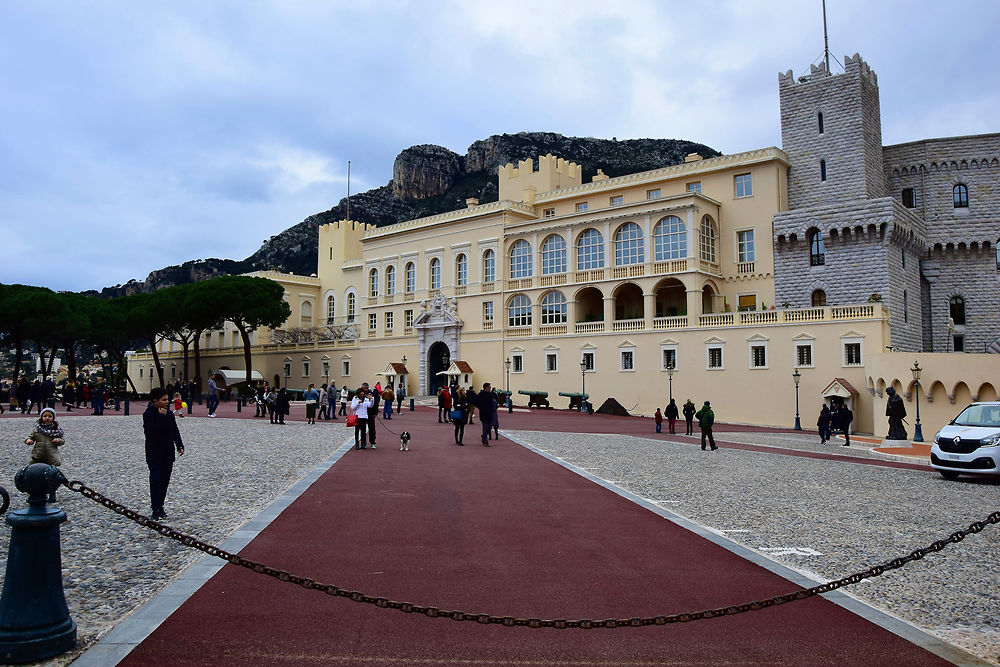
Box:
(130, 55), (1000, 439)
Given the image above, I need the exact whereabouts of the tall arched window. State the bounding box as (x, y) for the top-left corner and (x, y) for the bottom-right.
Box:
(508, 294), (532, 327)
(950, 296), (966, 325)
(811, 289), (826, 307)
(953, 183), (969, 208)
(576, 228), (605, 270)
(614, 222), (644, 266)
(698, 217), (717, 263)
(455, 254), (468, 286)
(510, 240), (532, 278)
(482, 249), (496, 283)
(653, 215), (686, 260)
(405, 262), (415, 293)
(540, 291), (567, 324)
(385, 265), (395, 295)
(429, 258), (441, 290)
(809, 229), (825, 266)
(368, 269), (379, 297)
(301, 300), (313, 327)
(346, 292), (356, 323)
(541, 234), (567, 274)
(326, 295), (335, 323)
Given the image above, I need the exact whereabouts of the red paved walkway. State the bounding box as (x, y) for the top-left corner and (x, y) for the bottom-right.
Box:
(117, 406), (949, 666)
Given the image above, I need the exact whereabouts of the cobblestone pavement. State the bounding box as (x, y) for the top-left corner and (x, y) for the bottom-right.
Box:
(0, 414), (997, 665)
(506, 429), (1000, 666)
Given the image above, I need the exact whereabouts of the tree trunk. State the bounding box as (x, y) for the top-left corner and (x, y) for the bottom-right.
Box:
(149, 335), (165, 389)
(236, 321), (253, 387)
(193, 330), (203, 395)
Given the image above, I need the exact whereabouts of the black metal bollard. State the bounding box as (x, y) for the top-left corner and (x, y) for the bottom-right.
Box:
(507, 396), (513, 413)
(187, 400), (193, 415)
(409, 398), (414, 412)
(236, 397), (242, 413)
(0, 464), (76, 663)
(124, 399), (129, 416)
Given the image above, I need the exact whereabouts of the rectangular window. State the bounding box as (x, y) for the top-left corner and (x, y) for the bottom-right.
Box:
(483, 301), (494, 321)
(283, 362), (291, 378)
(576, 202), (588, 212)
(405, 309), (414, 328)
(751, 345), (767, 368)
(954, 335), (965, 352)
(342, 360), (350, 376)
(512, 354), (524, 373)
(322, 361), (329, 377)
(170, 366), (176, 378)
(901, 188), (915, 208)
(737, 294), (757, 312)
(139, 367), (144, 379)
(737, 229), (755, 262)
(385, 311), (394, 329)
(582, 352), (594, 371)
(546, 353), (558, 372)
(647, 188), (661, 200)
(620, 350), (634, 371)
(661, 348), (676, 370)
(368, 313), (377, 331)
(735, 173), (753, 198)
(820, 159), (827, 181)
(796, 343), (813, 367)
(543, 208), (556, 218)
(686, 182), (702, 194)
(844, 342), (862, 366)
(609, 195), (623, 206)
(707, 346), (723, 369)
(302, 361), (310, 377)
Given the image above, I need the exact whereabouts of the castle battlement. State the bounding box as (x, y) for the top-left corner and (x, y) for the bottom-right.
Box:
(778, 53), (877, 89)
(498, 153), (583, 203)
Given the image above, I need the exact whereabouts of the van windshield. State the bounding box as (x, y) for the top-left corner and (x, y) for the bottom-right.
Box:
(953, 404), (1000, 427)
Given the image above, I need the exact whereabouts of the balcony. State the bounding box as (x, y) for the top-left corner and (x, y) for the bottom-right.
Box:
(575, 321), (605, 334)
(482, 320), (494, 331)
(653, 316), (688, 330)
(574, 268), (606, 282)
(455, 285), (467, 296)
(651, 258), (688, 274)
(539, 274), (568, 287)
(737, 261), (755, 275)
(507, 327), (532, 338)
(611, 318), (644, 332)
(505, 277), (534, 290)
(481, 281), (496, 293)
(612, 265), (645, 279)
(539, 324), (568, 336)
(384, 294), (396, 304)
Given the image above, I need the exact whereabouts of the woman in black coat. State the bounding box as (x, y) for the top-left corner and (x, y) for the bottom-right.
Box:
(452, 388), (472, 445)
(275, 388), (290, 425)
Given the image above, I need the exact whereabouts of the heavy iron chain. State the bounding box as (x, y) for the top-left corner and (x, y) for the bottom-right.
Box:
(66, 480), (999, 629)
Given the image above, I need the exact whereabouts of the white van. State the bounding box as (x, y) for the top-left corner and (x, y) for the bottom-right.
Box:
(930, 402), (1000, 480)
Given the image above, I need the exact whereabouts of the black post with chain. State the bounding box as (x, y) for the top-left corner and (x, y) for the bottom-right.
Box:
(66, 479), (998, 629)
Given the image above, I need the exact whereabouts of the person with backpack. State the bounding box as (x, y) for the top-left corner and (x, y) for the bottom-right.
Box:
(839, 404), (854, 447)
(664, 398), (679, 434)
(695, 400), (718, 450)
(682, 399), (696, 436)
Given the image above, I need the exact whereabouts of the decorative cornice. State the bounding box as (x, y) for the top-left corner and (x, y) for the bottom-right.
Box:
(364, 200), (536, 239)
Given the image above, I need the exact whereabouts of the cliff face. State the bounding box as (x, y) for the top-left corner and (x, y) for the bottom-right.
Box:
(103, 132), (720, 295)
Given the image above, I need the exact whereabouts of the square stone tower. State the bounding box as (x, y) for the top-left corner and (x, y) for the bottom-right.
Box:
(779, 54), (888, 210)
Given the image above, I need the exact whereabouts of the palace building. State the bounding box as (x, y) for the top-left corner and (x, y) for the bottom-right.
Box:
(130, 54), (1000, 438)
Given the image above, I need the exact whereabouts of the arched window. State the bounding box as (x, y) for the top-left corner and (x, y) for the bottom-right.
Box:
(368, 269), (379, 297)
(346, 292), (356, 323)
(950, 296), (966, 325)
(820, 159), (827, 181)
(953, 183), (969, 208)
(653, 215), (686, 260)
(508, 294), (532, 327)
(540, 291), (567, 324)
(385, 265), (395, 295)
(510, 240), (532, 278)
(818, 111), (824, 134)
(614, 222), (644, 266)
(809, 229), (825, 266)
(429, 258), (441, 290)
(576, 228), (605, 270)
(405, 262), (416, 293)
(455, 254), (467, 286)
(698, 217), (717, 263)
(482, 249), (496, 283)
(301, 300), (313, 327)
(541, 234), (567, 275)
(903, 290), (909, 323)
(326, 295), (335, 323)
(811, 289), (826, 307)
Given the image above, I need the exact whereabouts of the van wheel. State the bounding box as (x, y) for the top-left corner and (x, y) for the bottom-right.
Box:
(939, 470), (960, 480)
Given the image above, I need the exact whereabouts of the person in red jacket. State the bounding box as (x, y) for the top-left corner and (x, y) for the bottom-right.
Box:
(442, 386), (452, 423)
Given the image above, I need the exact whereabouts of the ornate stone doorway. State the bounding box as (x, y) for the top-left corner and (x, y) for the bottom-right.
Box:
(427, 342), (450, 395)
(413, 294), (463, 396)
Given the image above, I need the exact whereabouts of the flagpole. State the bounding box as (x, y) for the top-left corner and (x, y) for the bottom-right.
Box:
(347, 160), (351, 224)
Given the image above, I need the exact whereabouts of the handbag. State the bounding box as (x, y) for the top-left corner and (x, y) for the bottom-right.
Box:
(449, 410), (463, 421)
(346, 414), (358, 427)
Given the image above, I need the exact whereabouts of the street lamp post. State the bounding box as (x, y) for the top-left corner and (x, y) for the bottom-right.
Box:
(911, 360), (923, 442)
(792, 368), (802, 430)
(504, 357), (511, 394)
(666, 363), (676, 402)
(580, 359), (587, 412)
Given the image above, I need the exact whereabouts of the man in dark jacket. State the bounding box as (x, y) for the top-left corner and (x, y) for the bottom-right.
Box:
(695, 400), (718, 451)
(476, 383), (498, 447)
(143, 387), (185, 519)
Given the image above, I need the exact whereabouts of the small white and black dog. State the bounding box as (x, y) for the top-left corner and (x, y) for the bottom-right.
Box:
(399, 431), (411, 451)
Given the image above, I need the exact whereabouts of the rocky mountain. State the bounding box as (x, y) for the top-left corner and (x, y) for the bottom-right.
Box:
(101, 132), (720, 295)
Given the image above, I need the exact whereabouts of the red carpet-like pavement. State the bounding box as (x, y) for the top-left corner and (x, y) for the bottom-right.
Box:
(118, 406), (945, 665)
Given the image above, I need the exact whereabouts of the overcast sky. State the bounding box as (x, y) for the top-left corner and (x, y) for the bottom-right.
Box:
(2, 1), (998, 292)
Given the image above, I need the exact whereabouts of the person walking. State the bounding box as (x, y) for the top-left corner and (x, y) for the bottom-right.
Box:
(143, 387), (185, 520)
(304, 384), (319, 424)
(255, 383), (267, 418)
(452, 388), (471, 445)
(817, 404), (833, 444)
(350, 386), (374, 449)
(91, 381), (105, 416)
(695, 400), (718, 451)
(665, 398), (679, 434)
(206, 375), (219, 417)
(63, 381), (76, 412)
(654, 408), (663, 433)
(437, 387), (446, 423)
(396, 380), (405, 414)
(442, 386), (452, 424)
(275, 388), (290, 425)
(265, 387), (277, 423)
(682, 399), (696, 436)
(839, 404), (854, 447)
(340, 386), (349, 416)
(326, 382), (338, 420)
(29, 379), (44, 415)
(382, 384), (394, 419)
(476, 383), (498, 446)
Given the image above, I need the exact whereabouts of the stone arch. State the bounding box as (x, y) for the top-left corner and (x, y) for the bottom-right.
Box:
(652, 277), (686, 317)
(612, 282), (643, 320)
(926, 380), (947, 404)
(976, 382), (998, 402)
(426, 340), (451, 395)
(574, 285), (604, 322)
(952, 381), (972, 406)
